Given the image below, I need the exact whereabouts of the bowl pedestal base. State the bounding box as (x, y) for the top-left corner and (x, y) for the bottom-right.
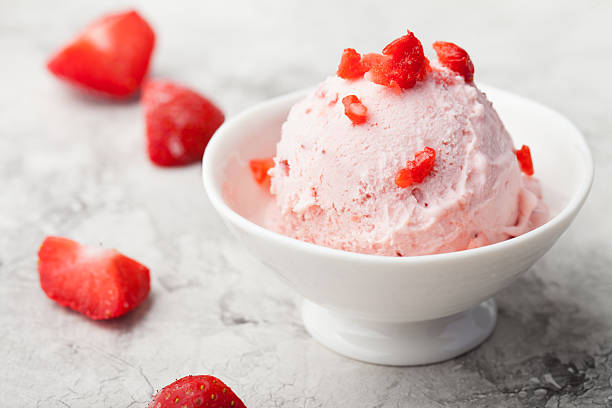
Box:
(302, 298), (497, 366)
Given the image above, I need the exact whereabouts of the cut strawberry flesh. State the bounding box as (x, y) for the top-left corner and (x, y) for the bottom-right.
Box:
(46, 10), (155, 97)
(515, 145), (534, 176)
(395, 147), (436, 188)
(38, 236), (150, 320)
(342, 95), (368, 124)
(337, 48), (368, 79)
(432, 41), (474, 82)
(249, 158), (275, 184)
(142, 80), (225, 167)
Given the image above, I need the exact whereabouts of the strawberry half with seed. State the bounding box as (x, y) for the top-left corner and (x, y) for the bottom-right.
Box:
(148, 375), (247, 408)
(47, 10), (155, 97)
(38, 236), (150, 320)
(142, 80), (225, 166)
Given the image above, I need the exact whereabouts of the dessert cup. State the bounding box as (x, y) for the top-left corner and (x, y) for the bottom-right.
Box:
(202, 85), (593, 366)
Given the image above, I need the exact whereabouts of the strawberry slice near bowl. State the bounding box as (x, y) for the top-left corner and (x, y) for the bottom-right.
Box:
(46, 9), (155, 97)
(142, 79), (225, 166)
(38, 236), (150, 320)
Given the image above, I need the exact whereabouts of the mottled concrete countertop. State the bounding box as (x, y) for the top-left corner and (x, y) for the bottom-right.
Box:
(1, 1), (611, 407)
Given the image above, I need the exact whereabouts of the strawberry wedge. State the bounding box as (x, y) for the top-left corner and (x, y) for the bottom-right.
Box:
(47, 10), (155, 97)
(38, 236), (150, 320)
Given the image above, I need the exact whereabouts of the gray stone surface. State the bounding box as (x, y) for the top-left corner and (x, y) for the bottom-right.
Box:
(1, 0), (611, 407)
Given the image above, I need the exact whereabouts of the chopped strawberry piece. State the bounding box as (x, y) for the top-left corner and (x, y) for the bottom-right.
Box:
(382, 31), (421, 58)
(249, 158), (275, 185)
(394, 168), (413, 189)
(362, 53), (401, 91)
(395, 147), (436, 188)
(361, 53), (388, 70)
(515, 145), (534, 176)
(142, 80), (225, 166)
(432, 41), (474, 82)
(148, 375), (246, 408)
(368, 30), (427, 90)
(46, 10), (155, 97)
(337, 48), (368, 79)
(342, 95), (368, 124)
(38, 236), (150, 320)
(366, 54), (395, 86)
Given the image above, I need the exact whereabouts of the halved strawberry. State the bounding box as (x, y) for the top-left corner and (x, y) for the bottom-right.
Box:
(38, 236), (150, 320)
(46, 10), (155, 97)
(142, 80), (225, 166)
(148, 375), (247, 408)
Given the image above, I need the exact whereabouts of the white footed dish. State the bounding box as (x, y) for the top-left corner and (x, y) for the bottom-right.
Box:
(202, 85), (593, 366)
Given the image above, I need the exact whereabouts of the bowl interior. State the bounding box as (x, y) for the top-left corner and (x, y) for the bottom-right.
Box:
(206, 85), (592, 236)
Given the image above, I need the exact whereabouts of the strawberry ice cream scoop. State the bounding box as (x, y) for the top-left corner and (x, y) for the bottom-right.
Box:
(269, 71), (547, 256)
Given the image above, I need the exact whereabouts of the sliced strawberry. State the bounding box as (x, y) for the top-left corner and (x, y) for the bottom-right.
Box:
(38, 236), (150, 320)
(337, 48), (368, 79)
(142, 80), (225, 166)
(395, 147), (436, 188)
(342, 95), (368, 125)
(515, 145), (534, 176)
(47, 10), (155, 97)
(432, 41), (474, 82)
(148, 375), (247, 408)
(249, 158), (275, 185)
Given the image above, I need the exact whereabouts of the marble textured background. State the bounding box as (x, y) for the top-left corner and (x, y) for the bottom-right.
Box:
(1, 1), (611, 407)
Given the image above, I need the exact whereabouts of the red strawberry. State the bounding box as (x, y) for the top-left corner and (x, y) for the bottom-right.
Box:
(341, 95), (368, 125)
(515, 145), (534, 176)
(47, 10), (155, 97)
(148, 375), (247, 408)
(337, 48), (367, 79)
(369, 30), (428, 90)
(432, 41), (474, 82)
(142, 80), (225, 166)
(395, 147), (436, 188)
(249, 158), (275, 185)
(38, 236), (150, 320)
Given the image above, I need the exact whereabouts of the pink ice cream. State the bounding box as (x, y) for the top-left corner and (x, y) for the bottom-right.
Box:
(268, 68), (547, 256)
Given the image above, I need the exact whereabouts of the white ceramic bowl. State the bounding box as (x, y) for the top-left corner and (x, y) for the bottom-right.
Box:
(202, 85), (593, 366)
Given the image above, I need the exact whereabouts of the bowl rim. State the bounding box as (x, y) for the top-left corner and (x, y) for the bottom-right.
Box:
(202, 84), (594, 265)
